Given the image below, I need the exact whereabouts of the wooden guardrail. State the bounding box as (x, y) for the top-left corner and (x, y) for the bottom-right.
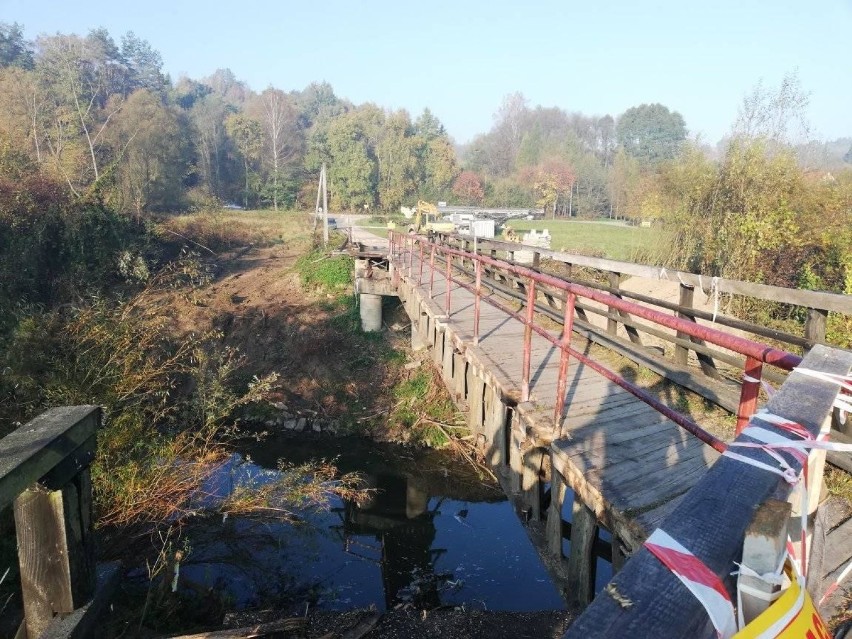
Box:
(434, 233), (852, 471)
(564, 344), (852, 638)
(0, 406), (119, 639)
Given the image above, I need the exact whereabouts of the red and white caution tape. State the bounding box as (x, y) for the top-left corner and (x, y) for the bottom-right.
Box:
(818, 558), (852, 607)
(644, 528), (738, 639)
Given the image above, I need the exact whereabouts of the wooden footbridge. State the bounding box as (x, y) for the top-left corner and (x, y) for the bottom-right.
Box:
(358, 230), (852, 637)
(2, 227), (851, 638)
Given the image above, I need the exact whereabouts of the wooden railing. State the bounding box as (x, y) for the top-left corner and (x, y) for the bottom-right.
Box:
(390, 232), (804, 442)
(430, 232), (852, 470)
(564, 345), (852, 638)
(0, 406), (119, 639)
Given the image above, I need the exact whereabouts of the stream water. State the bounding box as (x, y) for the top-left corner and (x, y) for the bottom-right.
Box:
(169, 435), (571, 613)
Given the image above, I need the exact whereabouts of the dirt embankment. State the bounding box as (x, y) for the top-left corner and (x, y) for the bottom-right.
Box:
(154, 242), (409, 429)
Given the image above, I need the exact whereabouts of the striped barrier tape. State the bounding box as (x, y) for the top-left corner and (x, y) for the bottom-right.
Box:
(644, 528), (738, 639)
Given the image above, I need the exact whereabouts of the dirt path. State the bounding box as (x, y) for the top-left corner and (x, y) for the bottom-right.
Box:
(156, 241), (405, 424)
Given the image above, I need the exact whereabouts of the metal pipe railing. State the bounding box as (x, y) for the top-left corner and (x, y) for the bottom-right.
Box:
(389, 232), (804, 451)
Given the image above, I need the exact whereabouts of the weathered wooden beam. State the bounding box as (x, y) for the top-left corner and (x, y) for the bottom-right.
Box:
(548, 462), (567, 558)
(566, 494), (598, 606)
(15, 470), (96, 639)
(468, 238), (852, 314)
(0, 406), (100, 511)
(738, 500), (791, 625)
(804, 308), (828, 352)
(565, 345), (852, 638)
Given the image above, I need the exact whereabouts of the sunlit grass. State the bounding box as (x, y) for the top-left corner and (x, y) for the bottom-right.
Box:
(156, 209), (317, 251)
(505, 219), (665, 262)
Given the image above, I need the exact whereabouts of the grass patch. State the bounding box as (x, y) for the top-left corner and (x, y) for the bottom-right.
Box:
(296, 251), (353, 290)
(387, 367), (462, 447)
(156, 209), (315, 253)
(826, 466), (852, 503)
(505, 219), (665, 262)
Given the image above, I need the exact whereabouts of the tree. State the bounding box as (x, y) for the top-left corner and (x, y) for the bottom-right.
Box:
(616, 103), (686, 164)
(256, 87), (300, 211)
(34, 32), (128, 193)
(106, 89), (187, 217)
(518, 159), (575, 217)
(608, 148), (640, 219)
(0, 22), (33, 69)
(325, 110), (377, 210)
(414, 108), (445, 141)
(419, 136), (458, 202)
(452, 171), (484, 205)
(225, 113), (263, 209)
(121, 32), (167, 94)
(376, 110), (417, 211)
(490, 92), (529, 175)
(733, 71), (810, 144)
(189, 94), (230, 199)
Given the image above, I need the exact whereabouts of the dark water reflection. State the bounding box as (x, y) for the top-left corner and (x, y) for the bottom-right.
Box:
(177, 436), (566, 612)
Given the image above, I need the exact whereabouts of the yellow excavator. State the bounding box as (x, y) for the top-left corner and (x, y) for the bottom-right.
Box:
(388, 201), (455, 235)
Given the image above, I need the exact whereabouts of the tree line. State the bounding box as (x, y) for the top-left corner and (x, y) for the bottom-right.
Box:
(0, 22), (849, 299)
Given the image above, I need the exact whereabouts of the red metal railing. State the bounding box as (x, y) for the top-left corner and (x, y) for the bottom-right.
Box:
(389, 232), (804, 453)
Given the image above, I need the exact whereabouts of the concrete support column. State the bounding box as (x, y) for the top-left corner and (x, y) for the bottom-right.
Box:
(359, 294), (382, 332)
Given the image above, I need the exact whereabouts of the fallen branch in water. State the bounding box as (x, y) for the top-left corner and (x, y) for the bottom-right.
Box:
(424, 418), (499, 483)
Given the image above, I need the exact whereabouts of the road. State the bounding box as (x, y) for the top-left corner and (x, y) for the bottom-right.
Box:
(337, 214), (389, 250)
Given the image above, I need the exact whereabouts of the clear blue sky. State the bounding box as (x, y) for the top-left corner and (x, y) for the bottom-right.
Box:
(3, 0), (849, 144)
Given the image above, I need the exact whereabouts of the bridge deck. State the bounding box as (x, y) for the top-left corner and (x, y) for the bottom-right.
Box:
(401, 252), (720, 547)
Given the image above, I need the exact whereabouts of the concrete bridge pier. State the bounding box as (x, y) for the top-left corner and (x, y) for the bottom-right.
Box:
(359, 294), (383, 332)
(354, 257), (398, 333)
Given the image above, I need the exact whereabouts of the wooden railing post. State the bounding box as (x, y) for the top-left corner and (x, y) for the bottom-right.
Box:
(547, 461), (566, 559)
(428, 244), (436, 299)
(607, 272), (620, 336)
(473, 258), (482, 345)
(0, 406), (101, 639)
(675, 283), (694, 366)
(804, 308), (828, 353)
(521, 279), (537, 402)
(738, 500), (791, 625)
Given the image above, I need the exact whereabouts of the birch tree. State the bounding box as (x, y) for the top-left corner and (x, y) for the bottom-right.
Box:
(257, 87), (299, 211)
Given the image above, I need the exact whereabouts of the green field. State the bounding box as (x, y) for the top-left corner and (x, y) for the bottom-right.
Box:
(505, 219), (662, 262)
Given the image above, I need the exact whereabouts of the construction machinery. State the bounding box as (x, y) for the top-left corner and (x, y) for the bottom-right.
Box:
(388, 201), (456, 235)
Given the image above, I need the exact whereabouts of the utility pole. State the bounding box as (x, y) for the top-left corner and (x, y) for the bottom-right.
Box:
(321, 163), (329, 246)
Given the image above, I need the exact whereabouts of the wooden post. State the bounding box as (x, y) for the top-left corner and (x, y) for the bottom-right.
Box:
(804, 308), (827, 352)
(607, 272), (620, 337)
(611, 535), (627, 574)
(15, 469), (96, 639)
(548, 459), (567, 558)
(452, 351), (466, 400)
(738, 500), (791, 625)
(482, 384), (502, 470)
(432, 327), (444, 369)
(532, 251), (541, 270)
(467, 369), (485, 440)
(567, 494), (597, 606)
(676, 283), (721, 378)
(0, 407), (109, 639)
(510, 426), (524, 496)
(675, 284), (694, 366)
(442, 338), (454, 386)
(522, 447), (544, 520)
